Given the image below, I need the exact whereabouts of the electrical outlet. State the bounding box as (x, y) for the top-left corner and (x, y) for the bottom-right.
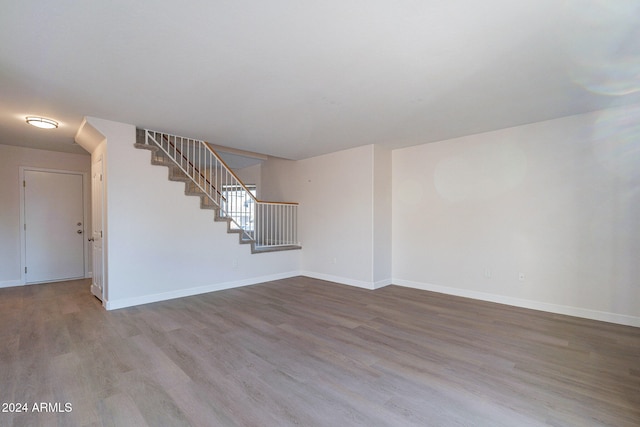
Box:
(484, 269), (492, 279)
(519, 272), (525, 281)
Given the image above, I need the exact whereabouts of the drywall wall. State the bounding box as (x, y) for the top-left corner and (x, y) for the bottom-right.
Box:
(234, 163), (262, 196)
(392, 105), (640, 325)
(261, 145), (393, 288)
(373, 144), (392, 286)
(0, 144), (91, 287)
(259, 157), (298, 202)
(296, 145), (375, 286)
(85, 118), (300, 309)
(261, 145), (386, 288)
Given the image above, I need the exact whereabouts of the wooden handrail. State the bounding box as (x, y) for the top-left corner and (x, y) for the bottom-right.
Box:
(161, 134), (226, 202)
(258, 201), (299, 205)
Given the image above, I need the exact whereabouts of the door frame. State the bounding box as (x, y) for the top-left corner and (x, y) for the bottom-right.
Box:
(19, 167), (91, 285)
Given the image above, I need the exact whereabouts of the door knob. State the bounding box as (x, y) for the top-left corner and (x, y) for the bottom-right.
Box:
(77, 230), (83, 234)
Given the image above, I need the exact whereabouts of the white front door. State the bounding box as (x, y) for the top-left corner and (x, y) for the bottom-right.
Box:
(23, 170), (85, 283)
(91, 158), (104, 300)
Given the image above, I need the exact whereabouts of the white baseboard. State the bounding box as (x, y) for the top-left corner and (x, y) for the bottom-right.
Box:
(300, 271), (392, 290)
(104, 271), (301, 310)
(93, 270), (640, 328)
(373, 278), (392, 289)
(393, 279), (640, 328)
(0, 280), (23, 289)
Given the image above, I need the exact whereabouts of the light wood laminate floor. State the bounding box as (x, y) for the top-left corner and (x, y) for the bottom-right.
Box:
(1, 277), (638, 426)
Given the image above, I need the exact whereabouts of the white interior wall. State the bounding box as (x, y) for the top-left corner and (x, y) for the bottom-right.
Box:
(261, 145), (379, 288)
(234, 163), (262, 196)
(259, 157), (297, 202)
(373, 145), (392, 286)
(0, 144), (91, 287)
(392, 105), (640, 326)
(85, 118), (300, 309)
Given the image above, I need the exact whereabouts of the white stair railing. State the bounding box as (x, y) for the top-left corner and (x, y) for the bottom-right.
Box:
(143, 129), (299, 249)
(256, 202), (298, 248)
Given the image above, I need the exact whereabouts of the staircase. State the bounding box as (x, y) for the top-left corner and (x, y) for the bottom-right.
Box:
(135, 128), (301, 253)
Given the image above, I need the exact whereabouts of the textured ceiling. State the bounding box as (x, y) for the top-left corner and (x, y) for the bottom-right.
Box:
(1, 0), (639, 159)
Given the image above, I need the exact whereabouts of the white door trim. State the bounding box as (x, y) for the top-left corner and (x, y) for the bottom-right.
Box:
(19, 167), (91, 285)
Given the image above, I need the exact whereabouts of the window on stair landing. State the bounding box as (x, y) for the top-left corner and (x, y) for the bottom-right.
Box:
(221, 184), (257, 231)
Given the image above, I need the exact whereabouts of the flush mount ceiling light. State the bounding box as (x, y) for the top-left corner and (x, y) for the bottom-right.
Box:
(26, 116), (58, 129)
